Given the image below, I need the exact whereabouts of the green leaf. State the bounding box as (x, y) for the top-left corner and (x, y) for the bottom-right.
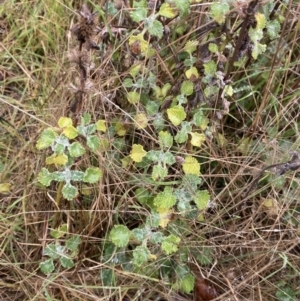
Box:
(50, 224), (67, 239)
(37, 168), (54, 186)
(62, 183), (78, 201)
(146, 101), (160, 116)
(87, 135), (101, 151)
(203, 60), (217, 76)
(123, 78), (133, 88)
(162, 83), (171, 97)
(208, 43), (218, 53)
(131, 227), (148, 242)
(135, 188), (151, 205)
(39, 259), (55, 275)
(158, 3), (176, 18)
(68, 142), (85, 157)
(167, 105), (186, 126)
(127, 91), (140, 104)
(66, 235), (81, 252)
(158, 131), (173, 148)
(60, 256), (75, 269)
(36, 128), (58, 149)
(182, 156), (200, 176)
(192, 110), (209, 130)
(176, 273), (195, 293)
(100, 269), (115, 286)
(130, 7), (147, 22)
(266, 20), (280, 39)
(83, 167), (103, 183)
(210, 2), (229, 24)
(174, 0), (190, 17)
(109, 225), (131, 247)
(154, 186), (177, 209)
(252, 42), (267, 60)
(161, 234), (181, 254)
(152, 164), (168, 181)
(181, 80), (194, 96)
(81, 113), (91, 125)
(130, 144), (147, 162)
(275, 286), (297, 301)
(43, 243), (62, 259)
(175, 122), (191, 143)
(132, 245), (150, 266)
(183, 40), (198, 55)
(194, 190), (210, 210)
(162, 152), (175, 165)
(147, 19), (164, 39)
(70, 170), (85, 182)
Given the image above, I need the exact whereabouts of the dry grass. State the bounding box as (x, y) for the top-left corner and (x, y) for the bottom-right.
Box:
(1, 1), (300, 300)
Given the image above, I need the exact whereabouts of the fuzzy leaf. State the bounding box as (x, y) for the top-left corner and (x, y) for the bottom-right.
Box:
(185, 67), (199, 79)
(36, 128), (58, 149)
(162, 83), (171, 97)
(157, 207), (173, 228)
(175, 273), (195, 293)
(39, 259), (55, 275)
(158, 131), (173, 148)
(60, 257), (74, 269)
(161, 234), (181, 254)
(211, 2), (229, 24)
(96, 120), (107, 132)
(66, 235), (81, 252)
(132, 245), (150, 266)
(127, 91), (140, 104)
(182, 156), (200, 176)
(255, 13), (266, 30)
(194, 190), (210, 210)
(183, 40), (199, 54)
(192, 111), (209, 130)
(46, 154), (68, 166)
(129, 34), (149, 54)
(190, 132), (206, 147)
(181, 80), (194, 96)
(0, 183), (11, 193)
(115, 122), (126, 136)
(167, 105), (186, 126)
(130, 7), (147, 22)
(154, 186), (176, 209)
(37, 168), (54, 186)
(130, 144), (147, 162)
(63, 126), (78, 139)
(109, 225), (131, 247)
(224, 85), (234, 96)
(208, 43), (218, 53)
(68, 142), (85, 157)
(252, 42), (267, 60)
(174, 0), (190, 16)
(175, 122), (191, 143)
(83, 167), (102, 183)
(266, 20), (280, 39)
(152, 164), (168, 181)
(158, 3), (176, 18)
(147, 19), (164, 39)
(58, 117), (73, 128)
(203, 60), (217, 76)
(62, 183), (78, 200)
(134, 113), (148, 129)
(87, 135), (101, 151)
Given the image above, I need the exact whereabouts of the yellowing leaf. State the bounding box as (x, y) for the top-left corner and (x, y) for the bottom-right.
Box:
(130, 64), (141, 78)
(63, 126), (78, 139)
(46, 154), (68, 166)
(182, 156), (200, 176)
(190, 132), (206, 147)
(183, 40), (199, 54)
(130, 144), (147, 162)
(167, 105), (186, 126)
(185, 67), (199, 79)
(58, 117), (73, 128)
(216, 133), (227, 147)
(224, 85), (233, 96)
(158, 3), (176, 18)
(255, 13), (266, 30)
(0, 183), (12, 193)
(157, 207), (174, 228)
(96, 120), (107, 132)
(121, 156), (132, 168)
(116, 123), (126, 136)
(197, 213), (205, 221)
(127, 91), (140, 104)
(134, 113), (148, 129)
(128, 33), (149, 55)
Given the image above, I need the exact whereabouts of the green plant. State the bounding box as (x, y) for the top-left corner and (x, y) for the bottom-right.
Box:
(36, 114), (103, 201)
